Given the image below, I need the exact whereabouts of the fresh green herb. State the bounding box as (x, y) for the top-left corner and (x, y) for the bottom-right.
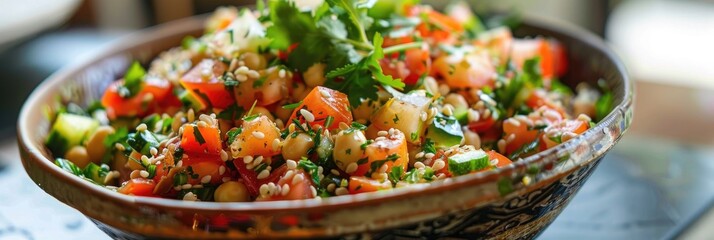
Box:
(595, 91), (613, 122)
(282, 101), (303, 110)
(344, 121), (367, 134)
(357, 157), (369, 165)
(217, 104), (244, 120)
(226, 128), (242, 145)
(174, 172), (188, 186)
(422, 138), (436, 154)
(254, 162), (269, 173)
(252, 76), (267, 88)
(192, 125), (206, 145)
(55, 158), (84, 176)
(392, 114), (399, 123)
(298, 158), (321, 185)
(324, 115), (335, 129)
(388, 165), (403, 184)
(118, 61), (146, 98)
(192, 89), (213, 109)
(147, 164), (157, 179)
(508, 133), (542, 159)
(242, 100), (260, 121)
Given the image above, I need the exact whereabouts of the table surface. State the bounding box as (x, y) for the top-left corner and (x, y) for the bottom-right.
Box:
(1, 133), (713, 240)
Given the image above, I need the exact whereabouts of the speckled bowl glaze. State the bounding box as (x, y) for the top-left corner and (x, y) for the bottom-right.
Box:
(17, 14), (633, 239)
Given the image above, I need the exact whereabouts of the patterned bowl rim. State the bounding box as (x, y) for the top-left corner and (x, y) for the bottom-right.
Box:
(17, 14), (632, 215)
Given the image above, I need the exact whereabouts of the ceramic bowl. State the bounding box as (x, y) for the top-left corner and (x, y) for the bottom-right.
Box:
(17, 14), (633, 239)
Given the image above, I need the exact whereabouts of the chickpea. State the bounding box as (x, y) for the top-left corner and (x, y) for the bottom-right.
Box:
(85, 126), (115, 164)
(240, 52), (267, 70)
(292, 83), (311, 102)
(65, 145), (91, 168)
(303, 63), (327, 87)
(274, 100), (294, 122)
(444, 93), (468, 110)
(333, 130), (367, 170)
(281, 132), (314, 161)
(251, 106), (275, 121)
(214, 181), (251, 202)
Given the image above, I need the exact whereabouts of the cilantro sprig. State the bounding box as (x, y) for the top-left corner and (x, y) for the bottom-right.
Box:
(266, 0), (421, 107)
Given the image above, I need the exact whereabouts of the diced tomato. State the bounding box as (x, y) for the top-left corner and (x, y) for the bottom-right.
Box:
(413, 8), (464, 43)
(348, 176), (392, 194)
(180, 154), (227, 185)
(511, 38), (568, 79)
(233, 66), (292, 109)
(525, 90), (567, 118)
(233, 159), (260, 196)
(541, 119), (589, 149)
(474, 27), (513, 66)
(433, 51), (496, 89)
(503, 117), (540, 156)
(288, 86), (353, 130)
(486, 150), (513, 168)
(257, 169), (314, 201)
(181, 123), (222, 155)
(231, 115), (281, 157)
(468, 115), (496, 133)
(101, 77), (174, 118)
(381, 43), (431, 85)
(118, 178), (157, 197)
(353, 130), (409, 177)
(180, 59), (235, 109)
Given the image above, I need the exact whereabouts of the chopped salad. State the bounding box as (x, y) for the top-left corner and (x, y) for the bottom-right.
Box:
(45, 0), (611, 202)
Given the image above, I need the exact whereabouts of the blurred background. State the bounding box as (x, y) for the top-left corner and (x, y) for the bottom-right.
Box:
(1, 0), (714, 239)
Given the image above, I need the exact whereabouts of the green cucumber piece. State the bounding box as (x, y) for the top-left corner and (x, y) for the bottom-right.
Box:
(447, 149), (489, 176)
(127, 130), (161, 155)
(83, 163), (109, 184)
(46, 113), (99, 156)
(427, 112), (464, 148)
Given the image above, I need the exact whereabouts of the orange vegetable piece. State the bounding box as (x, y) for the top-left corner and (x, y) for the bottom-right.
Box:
(118, 178), (157, 197)
(288, 86), (353, 130)
(180, 59), (235, 109)
(181, 123), (222, 155)
(231, 115), (281, 157)
(348, 176), (392, 194)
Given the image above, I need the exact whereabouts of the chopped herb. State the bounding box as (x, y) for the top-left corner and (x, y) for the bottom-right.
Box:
(174, 147), (184, 161)
(324, 115), (335, 129)
(226, 128), (242, 145)
(119, 61), (146, 98)
(252, 76), (267, 88)
(192, 125), (206, 145)
(388, 165), (403, 184)
(422, 138), (436, 154)
(297, 158), (320, 185)
(282, 101), (303, 110)
(392, 114), (399, 123)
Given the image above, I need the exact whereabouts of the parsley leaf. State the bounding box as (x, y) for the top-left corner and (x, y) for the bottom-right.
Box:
(119, 61), (146, 98)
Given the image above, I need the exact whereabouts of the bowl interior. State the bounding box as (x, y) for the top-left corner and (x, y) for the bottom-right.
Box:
(16, 14), (632, 237)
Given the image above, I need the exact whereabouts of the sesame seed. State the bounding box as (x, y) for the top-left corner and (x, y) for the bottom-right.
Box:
(281, 184), (291, 196)
(187, 109), (195, 122)
(283, 170), (295, 181)
(292, 173), (305, 185)
(378, 164), (388, 173)
(220, 150), (229, 161)
(544, 110), (561, 121)
(414, 161), (426, 169)
(327, 183), (336, 192)
(182, 184), (192, 190)
(483, 109), (492, 119)
(578, 114), (592, 122)
(522, 176), (532, 185)
(420, 112), (427, 121)
(259, 184), (270, 197)
(139, 170), (150, 178)
(136, 123), (148, 132)
(278, 69), (286, 78)
(254, 156), (264, 165)
(243, 156), (253, 164)
(247, 70), (260, 79)
(114, 143), (125, 151)
(424, 153), (435, 159)
(335, 187), (348, 196)
(375, 136), (386, 142)
(176, 160), (183, 167)
(330, 169), (340, 176)
(286, 159), (297, 170)
(235, 66), (249, 74)
(506, 118), (521, 128)
(507, 133), (516, 143)
(443, 105), (454, 116)
(272, 139), (281, 152)
(236, 74), (248, 82)
(252, 131), (265, 139)
(416, 152), (425, 159)
(300, 109), (315, 123)
(257, 169), (270, 179)
(319, 89), (331, 98)
(183, 192), (198, 201)
(219, 166), (226, 175)
(432, 160), (446, 171)
(150, 147), (158, 156)
(467, 109), (480, 122)
(345, 162), (358, 173)
(174, 186), (182, 191)
(310, 186), (317, 197)
(201, 175), (212, 184)
(222, 177), (231, 182)
(388, 128), (397, 136)
(377, 131), (388, 137)
(497, 139), (507, 153)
